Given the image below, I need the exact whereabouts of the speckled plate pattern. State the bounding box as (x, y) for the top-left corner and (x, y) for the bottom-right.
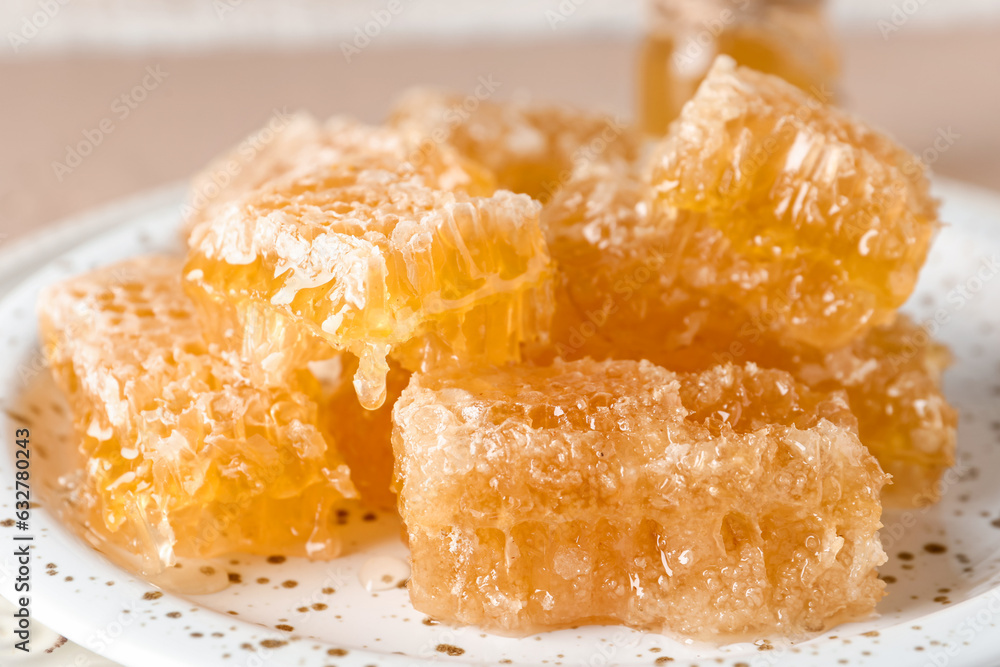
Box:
(1, 179), (999, 667)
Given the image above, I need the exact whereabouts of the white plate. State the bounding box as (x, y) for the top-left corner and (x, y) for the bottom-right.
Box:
(1, 180), (1000, 667)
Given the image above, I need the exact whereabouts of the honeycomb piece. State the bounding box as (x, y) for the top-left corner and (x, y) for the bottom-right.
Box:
(648, 56), (940, 349)
(38, 256), (357, 572)
(183, 113), (496, 237)
(639, 0), (839, 134)
(789, 317), (957, 507)
(393, 359), (887, 638)
(389, 89), (640, 202)
(186, 160), (553, 410)
(313, 354), (411, 510)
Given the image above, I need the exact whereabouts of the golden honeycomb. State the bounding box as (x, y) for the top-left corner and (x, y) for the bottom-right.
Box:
(648, 56), (940, 349)
(393, 359), (887, 638)
(38, 256), (357, 571)
(183, 113), (496, 237)
(185, 157), (554, 410)
(541, 165), (956, 506)
(389, 89), (640, 202)
(639, 0), (839, 134)
(790, 317), (957, 507)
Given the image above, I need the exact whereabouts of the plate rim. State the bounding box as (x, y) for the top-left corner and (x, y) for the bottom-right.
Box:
(1, 178), (999, 667)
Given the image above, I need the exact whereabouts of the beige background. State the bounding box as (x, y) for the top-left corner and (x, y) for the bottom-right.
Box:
(1, 22), (999, 246)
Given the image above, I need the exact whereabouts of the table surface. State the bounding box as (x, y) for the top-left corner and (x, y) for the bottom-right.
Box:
(2, 23), (1000, 247)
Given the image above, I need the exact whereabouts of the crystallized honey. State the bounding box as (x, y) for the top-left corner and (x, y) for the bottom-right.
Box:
(38, 257), (356, 571)
(393, 359), (887, 638)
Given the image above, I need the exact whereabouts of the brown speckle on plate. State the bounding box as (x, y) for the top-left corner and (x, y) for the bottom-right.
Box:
(44, 636), (68, 654)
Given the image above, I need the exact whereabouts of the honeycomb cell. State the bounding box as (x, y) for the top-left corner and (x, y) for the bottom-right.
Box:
(639, 0), (839, 134)
(183, 113), (496, 238)
(389, 89), (640, 202)
(648, 56), (940, 349)
(185, 157), (554, 410)
(393, 359), (887, 638)
(541, 167), (955, 507)
(38, 256), (357, 572)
